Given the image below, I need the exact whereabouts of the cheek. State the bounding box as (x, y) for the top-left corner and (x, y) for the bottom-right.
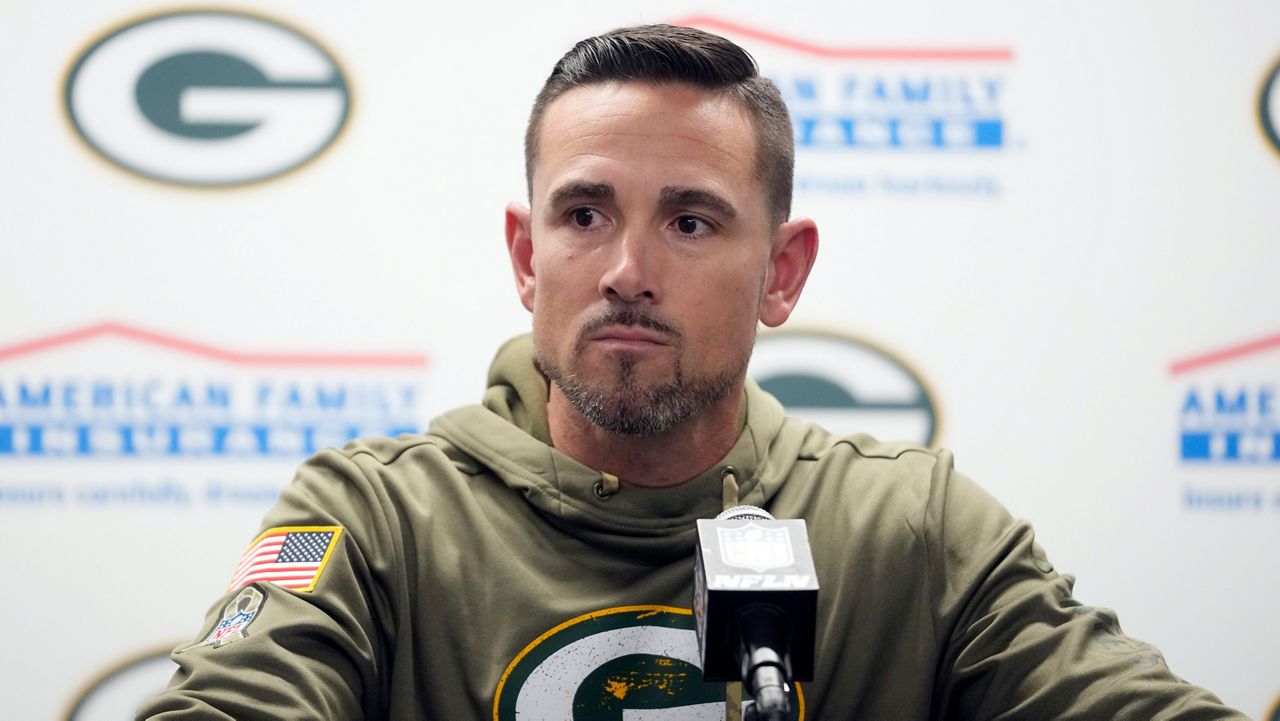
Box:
(531, 264), (587, 334)
(706, 262), (767, 314)
(684, 272), (764, 343)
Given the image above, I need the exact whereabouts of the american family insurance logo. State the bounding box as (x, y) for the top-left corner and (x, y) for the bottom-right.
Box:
(675, 17), (1015, 198)
(1173, 332), (1279, 464)
(1171, 331), (1280, 513)
(0, 323), (426, 508)
(64, 9), (350, 186)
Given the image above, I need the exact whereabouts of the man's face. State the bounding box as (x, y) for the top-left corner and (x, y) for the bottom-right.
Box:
(514, 82), (777, 435)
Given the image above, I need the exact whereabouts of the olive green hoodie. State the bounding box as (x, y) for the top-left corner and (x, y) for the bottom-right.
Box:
(138, 336), (1246, 720)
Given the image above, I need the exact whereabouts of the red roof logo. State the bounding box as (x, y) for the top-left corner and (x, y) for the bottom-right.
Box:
(0, 322), (428, 368)
(673, 16), (1013, 62)
(1170, 331), (1280, 375)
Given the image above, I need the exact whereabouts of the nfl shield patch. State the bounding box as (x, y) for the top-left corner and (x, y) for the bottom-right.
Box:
(188, 585), (265, 650)
(716, 522), (795, 572)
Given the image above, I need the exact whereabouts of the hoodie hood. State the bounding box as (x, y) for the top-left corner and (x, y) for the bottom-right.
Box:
(427, 335), (816, 558)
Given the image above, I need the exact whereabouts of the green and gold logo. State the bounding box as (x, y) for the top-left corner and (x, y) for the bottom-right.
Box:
(494, 606), (804, 720)
(64, 9), (350, 187)
(749, 329), (941, 447)
(1261, 55), (1280, 159)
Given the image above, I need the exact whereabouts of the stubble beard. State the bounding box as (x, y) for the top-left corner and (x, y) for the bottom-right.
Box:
(536, 310), (752, 436)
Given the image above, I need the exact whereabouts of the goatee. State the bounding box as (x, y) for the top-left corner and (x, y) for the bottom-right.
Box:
(536, 309), (747, 436)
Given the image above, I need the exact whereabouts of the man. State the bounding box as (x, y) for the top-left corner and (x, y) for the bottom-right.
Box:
(139, 25), (1246, 720)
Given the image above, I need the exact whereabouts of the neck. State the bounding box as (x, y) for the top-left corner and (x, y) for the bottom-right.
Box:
(546, 382), (745, 488)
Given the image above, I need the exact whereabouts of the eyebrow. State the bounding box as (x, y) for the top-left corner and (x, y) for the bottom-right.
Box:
(658, 186), (738, 220)
(544, 181), (739, 221)
(547, 181), (614, 211)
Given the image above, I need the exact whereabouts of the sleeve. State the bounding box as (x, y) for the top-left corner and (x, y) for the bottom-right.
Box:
(923, 450), (1249, 720)
(136, 448), (400, 720)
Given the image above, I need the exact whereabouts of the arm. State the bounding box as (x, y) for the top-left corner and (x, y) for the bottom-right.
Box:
(137, 449), (397, 720)
(924, 450), (1247, 720)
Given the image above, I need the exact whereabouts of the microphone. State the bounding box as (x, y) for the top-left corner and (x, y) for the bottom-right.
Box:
(694, 505), (818, 720)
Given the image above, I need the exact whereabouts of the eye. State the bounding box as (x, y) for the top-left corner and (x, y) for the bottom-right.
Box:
(671, 215), (711, 238)
(571, 207), (601, 228)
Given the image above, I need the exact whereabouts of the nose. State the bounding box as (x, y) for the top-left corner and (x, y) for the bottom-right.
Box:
(598, 230), (658, 303)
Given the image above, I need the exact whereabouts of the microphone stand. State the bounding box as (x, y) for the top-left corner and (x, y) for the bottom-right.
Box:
(736, 603), (793, 721)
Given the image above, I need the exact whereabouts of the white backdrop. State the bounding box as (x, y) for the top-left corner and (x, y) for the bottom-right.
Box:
(2, 2), (1278, 719)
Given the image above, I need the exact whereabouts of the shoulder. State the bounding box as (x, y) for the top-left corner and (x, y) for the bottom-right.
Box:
(776, 422), (1008, 540)
(770, 421), (944, 528)
(333, 432), (483, 476)
(788, 421), (950, 493)
(797, 427), (1018, 567)
(271, 429), (489, 518)
(826, 431), (942, 467)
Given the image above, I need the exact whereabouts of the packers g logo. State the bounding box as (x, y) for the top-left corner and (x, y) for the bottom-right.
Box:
(1262, 56), (1280, 158)
(494, 606), (803, 720)
(64, 648), (177, 721)
(749, 329), (940, 446)
(64, 9), (350, 186)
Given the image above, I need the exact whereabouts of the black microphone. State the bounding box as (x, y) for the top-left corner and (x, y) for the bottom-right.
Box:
(694, 505), (818, 720)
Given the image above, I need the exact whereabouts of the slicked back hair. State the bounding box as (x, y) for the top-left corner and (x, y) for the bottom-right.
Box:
(524, 24), (794, 227)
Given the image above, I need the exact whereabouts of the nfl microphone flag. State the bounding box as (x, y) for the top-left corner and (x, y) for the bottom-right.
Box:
(694, 507), (818, 684)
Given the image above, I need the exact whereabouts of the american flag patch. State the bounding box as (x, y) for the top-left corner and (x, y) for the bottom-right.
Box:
(228, 526), (343, 593)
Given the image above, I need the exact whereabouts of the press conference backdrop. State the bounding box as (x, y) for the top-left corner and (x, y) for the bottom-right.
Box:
(2, 1), (1278, 719)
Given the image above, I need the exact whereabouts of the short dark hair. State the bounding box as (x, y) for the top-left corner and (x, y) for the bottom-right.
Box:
(525, 24), (794, 226)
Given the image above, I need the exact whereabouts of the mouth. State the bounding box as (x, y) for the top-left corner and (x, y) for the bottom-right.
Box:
(578, 308), (681, 354)
(587, 326), (672, 348)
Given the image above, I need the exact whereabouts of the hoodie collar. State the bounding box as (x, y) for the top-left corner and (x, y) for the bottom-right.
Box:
(428, 335), (803, 556)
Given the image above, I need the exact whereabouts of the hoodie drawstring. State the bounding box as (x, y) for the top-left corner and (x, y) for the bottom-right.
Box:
(719, 465), (744, 721)
(594, 472), (620, 500)
(720, 466), (740, 513)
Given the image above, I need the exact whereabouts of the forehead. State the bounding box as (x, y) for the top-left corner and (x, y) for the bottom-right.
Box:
(532, 81), (760, 205)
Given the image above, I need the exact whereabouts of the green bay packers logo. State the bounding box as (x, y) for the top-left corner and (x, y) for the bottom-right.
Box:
(749, 329), (940, 446)
(1262, 55), (1280, 159)
(64, 9), (350, 186)
(494, 606), (803, 720)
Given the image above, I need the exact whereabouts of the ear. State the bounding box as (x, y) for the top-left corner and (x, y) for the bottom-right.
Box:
(505, 202), (536, 312)
(759, 218), (819, 328)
